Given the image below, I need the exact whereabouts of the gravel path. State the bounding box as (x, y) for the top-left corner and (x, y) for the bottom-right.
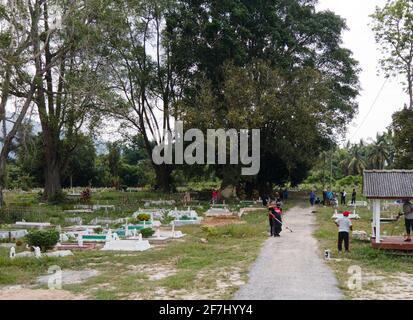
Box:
(234, 206), (343, 300)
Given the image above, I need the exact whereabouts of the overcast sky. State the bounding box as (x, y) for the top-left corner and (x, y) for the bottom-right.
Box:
(316, 0), (408, 145)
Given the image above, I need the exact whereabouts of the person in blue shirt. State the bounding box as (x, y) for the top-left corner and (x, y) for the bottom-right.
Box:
(309, 190), (316, 206)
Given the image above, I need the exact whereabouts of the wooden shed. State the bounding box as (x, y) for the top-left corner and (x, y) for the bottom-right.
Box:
(363, 170), (413, 251)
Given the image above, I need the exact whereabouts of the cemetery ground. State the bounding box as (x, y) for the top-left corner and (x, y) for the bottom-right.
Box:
(0, 190), (276, 300)
(2, 189), (413, 300)
(314, 202), (413, 300)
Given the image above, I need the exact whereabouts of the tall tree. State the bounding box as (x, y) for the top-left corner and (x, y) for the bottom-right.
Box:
(27, 0), (103, 200)
(97, 0), (178, 192)
(368, 133), (391, 170)
(167, 0), (360, 190)
(0, 0), (44, 207)
(371, 0), (413, 108)
(392, 107), (413, 168)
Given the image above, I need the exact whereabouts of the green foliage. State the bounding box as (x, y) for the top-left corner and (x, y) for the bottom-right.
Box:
(201, 225), (218, 237)
(25, 230), (60, 252)
(392, 108), (413, 168)
(95, 227), (103, 234)
(336, 176), (362, 188)
(140, 228), (155, 238)
(371, 0), (413, 108)
(304, 131), (396, 188)
(136, 213), (151, 222)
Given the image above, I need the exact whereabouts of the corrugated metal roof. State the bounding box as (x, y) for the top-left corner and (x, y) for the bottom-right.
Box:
(363, 170), (413, 199)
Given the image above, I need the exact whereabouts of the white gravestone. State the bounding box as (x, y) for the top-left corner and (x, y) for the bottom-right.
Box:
(33, 246), (42, 258)
(9, 247), (16, 259)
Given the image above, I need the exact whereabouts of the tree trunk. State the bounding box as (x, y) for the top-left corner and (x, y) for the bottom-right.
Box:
(0, 154), (6, 209)
(154, 164), (173, 193)
(407, 67), (413, 109)
(43, 159), (62, 200)
(42, 129), (62, 200)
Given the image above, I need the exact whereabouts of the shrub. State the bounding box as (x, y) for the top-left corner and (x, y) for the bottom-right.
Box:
(81, 188), (92, 202)
(140, 228), (155, 238)
(201, 225), (218, 236)
(180, 215), (191, 220)
(136, 213), (151, 222)
(94, 227), (103, 234)
(25, 230), (60, 252)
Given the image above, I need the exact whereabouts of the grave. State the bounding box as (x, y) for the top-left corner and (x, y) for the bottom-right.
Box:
(37, 270), (99, 285)
(352, 230), (369, 241)
(9, 247), (73, 259)
(168, 207), (202, 226)
(331, 209), (360, 220)
(63, 225), (102, 238)
(132, 208), (165, 220)
(63, 209), (93, 214)
(157, 224), (185, 239)
(348, 200), (368, 207)
(55, 242), (96, 250)
(101, 234), (151, 252)
(81, 234), (108, 242)
(239, 200), (262, 206)
(204, 206), (235, 217)
(90, 217), (125, 225)
(64, 217), (83, 225)
(0, 229), (28, 239)
(143, 199), (175, 207)
(239, 207), (266, 217)
(14, 222), (52, 229)
(74, 204), (116, 211)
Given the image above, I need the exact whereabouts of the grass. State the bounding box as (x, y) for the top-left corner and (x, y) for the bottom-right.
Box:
(0, 189), (280, 299)
(313, 201), (413, 299)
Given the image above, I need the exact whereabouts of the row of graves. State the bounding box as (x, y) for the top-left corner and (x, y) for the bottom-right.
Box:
(2, 197), (267, 259)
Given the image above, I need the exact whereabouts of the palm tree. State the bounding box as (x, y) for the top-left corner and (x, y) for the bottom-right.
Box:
(347, 143), (367, 175)
(368, 133), (390, 169)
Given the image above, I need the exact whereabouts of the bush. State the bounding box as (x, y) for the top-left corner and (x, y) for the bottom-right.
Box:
(201, 225), (218, 236)
(25, 230), (60, 252)
(336, 176), (362, 188)
(180, 215), (191, 220)
(81, 188), (92, 202)
(140, 228), (155, 238)
(94, 227), (103, 234)
(136, 213), (151, 222)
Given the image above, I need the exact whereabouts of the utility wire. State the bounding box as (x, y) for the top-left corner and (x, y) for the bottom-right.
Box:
(349, 78), (389, 141)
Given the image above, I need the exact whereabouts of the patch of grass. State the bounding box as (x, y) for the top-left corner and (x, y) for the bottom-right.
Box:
(160, 271), (197, 290)
(313, 203), (413, 299)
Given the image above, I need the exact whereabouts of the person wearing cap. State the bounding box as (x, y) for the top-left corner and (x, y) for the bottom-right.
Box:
(334, 210), (353, 252)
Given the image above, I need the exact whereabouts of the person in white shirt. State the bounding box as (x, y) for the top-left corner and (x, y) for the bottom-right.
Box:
(334, 210), (353, 252)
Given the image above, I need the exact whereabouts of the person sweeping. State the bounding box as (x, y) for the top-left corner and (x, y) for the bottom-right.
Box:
(334, 210), (353, 252)
(268, 201), (283, 237)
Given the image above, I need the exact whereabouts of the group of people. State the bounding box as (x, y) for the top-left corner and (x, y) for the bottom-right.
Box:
(309, 188), (357, 207)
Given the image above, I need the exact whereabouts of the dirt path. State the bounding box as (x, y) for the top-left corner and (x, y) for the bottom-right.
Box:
(234, 206), (343, 300)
